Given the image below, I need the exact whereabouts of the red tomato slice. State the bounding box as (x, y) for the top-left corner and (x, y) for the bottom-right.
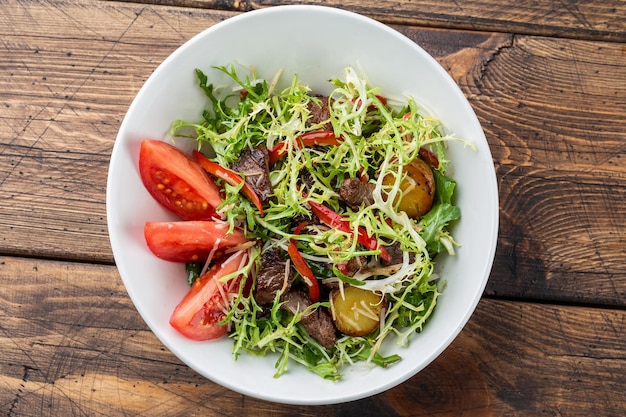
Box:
(144, 221), (250, 262)
(170, 251), (247, 340)
(139, 139), (223, 220)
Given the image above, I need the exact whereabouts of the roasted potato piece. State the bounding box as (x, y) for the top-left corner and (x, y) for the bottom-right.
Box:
(383, 158), (435, 218)
(330, 286), (387, 337)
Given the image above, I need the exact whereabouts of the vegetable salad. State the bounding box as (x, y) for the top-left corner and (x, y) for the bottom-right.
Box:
(140, 65), (463, 379)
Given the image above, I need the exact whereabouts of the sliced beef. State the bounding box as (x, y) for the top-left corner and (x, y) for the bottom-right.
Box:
(380, 241), (415, 266)
(339, 177), (375, 208)
(280, 289), (337, 349)
(232, 144), (273, 204)
(254, 247), (294, 305)
(337, 255), (367, 277)
(291, 213), (321, 228)
(306, 95), (332, 130)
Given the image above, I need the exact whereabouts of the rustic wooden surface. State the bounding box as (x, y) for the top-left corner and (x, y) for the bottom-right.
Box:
(1, 0), (625, 415)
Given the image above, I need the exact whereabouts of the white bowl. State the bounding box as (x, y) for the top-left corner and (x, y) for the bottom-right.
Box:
(107, 5), (498, 405)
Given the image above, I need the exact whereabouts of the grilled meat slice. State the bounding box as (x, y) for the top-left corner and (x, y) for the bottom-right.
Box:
(232, 144), (273, 204)
(280, 289), (337, 349)
(339, 177), (375, 208)
(306, 95), (332, 130)
(337, 255), (367, 277)
(254, 247), (294, 305)
(380, 241), (416, 266)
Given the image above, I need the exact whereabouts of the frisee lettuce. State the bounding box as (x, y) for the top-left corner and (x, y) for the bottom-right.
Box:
(172, 64), (464, 379)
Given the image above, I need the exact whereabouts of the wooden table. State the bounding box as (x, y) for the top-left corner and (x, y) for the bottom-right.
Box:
(2, 0), (625, 415)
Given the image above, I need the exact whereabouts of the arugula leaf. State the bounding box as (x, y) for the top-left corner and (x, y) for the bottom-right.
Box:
(354, 346), (402, 368)
(433, 169), (456, 206)
(420, 171), (461, 253)
(185, 262), (202, 286)
(420, 203), (460, 253)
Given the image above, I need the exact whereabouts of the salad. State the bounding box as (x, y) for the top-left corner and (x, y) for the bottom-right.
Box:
(138, 65), (462, 379)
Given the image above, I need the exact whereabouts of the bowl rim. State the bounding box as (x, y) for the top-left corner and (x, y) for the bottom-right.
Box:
(106, 4), (499, 405)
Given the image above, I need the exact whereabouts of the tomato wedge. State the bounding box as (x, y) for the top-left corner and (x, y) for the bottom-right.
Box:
(192, 150), (265, 216)
(139, 140), (223, 220)
(170, 251), (247, 340)
(144, 220), (249, 263)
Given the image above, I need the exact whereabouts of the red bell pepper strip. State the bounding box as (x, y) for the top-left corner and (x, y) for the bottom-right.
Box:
(192, 150), (265, 216)
(418, 147), (440, 169)
(287, 222), (320, 302)
(358, 167), (369, 182)
(268, 131), (343, 165)
(352, 94), (388, 109)
(308, 201), (391, 263)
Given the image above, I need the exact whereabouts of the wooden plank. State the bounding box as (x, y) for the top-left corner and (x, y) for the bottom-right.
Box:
(400, 29), (626, 306)
(114, 0), (626, 42)
(1, 0), (624, 305)
(0, 0), (236, 263)
(1, 256), (624, 415)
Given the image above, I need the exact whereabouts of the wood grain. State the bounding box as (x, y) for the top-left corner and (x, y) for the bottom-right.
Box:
(1, 256), (624, 416)
(408, 30), (626, 306)
(2, 0), (625, 415)
(1, 0), (624, 305)
(0, 0), (235, 262)
(112, 0), (626, 42)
